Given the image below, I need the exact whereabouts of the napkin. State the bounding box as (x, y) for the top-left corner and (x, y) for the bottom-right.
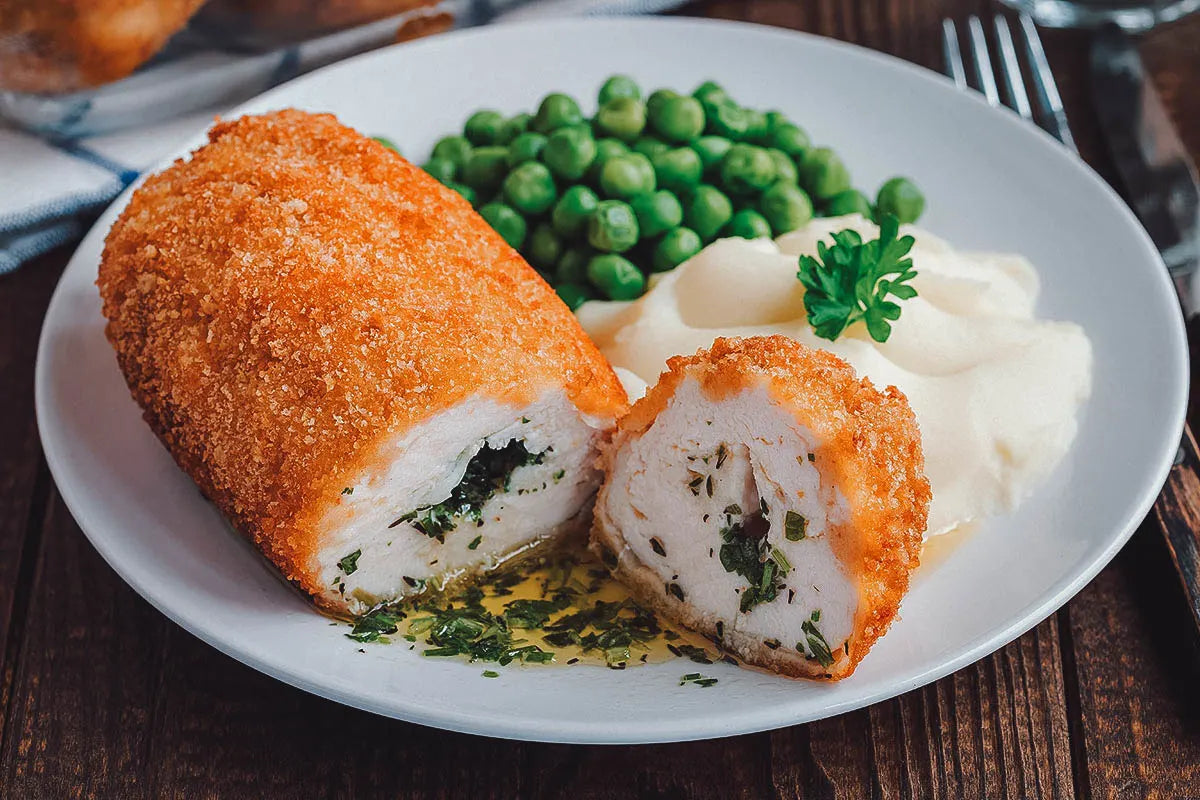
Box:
(0, 0), (686, 275)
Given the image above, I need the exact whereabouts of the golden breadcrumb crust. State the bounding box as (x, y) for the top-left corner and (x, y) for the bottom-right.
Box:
(592, 335), (929, 680)
(0, 0), (208, 92)
(98, 109), (627, 601)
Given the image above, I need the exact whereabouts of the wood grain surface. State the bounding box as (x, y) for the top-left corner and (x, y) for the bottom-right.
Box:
(2, 2), (1200, 797)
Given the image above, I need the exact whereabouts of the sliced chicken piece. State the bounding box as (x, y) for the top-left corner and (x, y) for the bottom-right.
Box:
(592, 336), (929, 679)
(97, 110), (627, 616)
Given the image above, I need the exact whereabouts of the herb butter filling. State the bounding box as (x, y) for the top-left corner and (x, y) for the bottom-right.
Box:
(391, 439), (547, 542)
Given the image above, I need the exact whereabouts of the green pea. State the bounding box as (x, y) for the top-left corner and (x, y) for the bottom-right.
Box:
(649, 95), (706, 143)
(652, 227), (703, 272)
(499, 113), (532, 145)
(479, 202), (527, 250)
(598, 153), (656, 200)
(692, 80), (727, 106)
(422, 157), (457, 184)
(766, 122), (810, 159)
(652, 147), (703, 193)
(798, 147), (851, 199)
(692, 136), (733, 173)
(372, 136), (401, 153)
(557, 245), (595, 284)
(825, 189), (874, 218)
(589, 138), (630, 182)
(444, 181), (477, 206)
(765, 110), (790, 129)
(507, 132), (547, 167)
(552, 185), (600, 240)
(542, 126), (596, 180)
(533, 93), (584, 133)
(743, 109), (770, 144)
(766, 148), (798, 186)
(556, 282), (596, 311)
(595, 97), (647, 142)
(630, 190), (683, 238)
(461, 146), (510, 192)
(465, 110), (506, 145)
(587, 199), (640, 253)
(599, 75), (641, 105)
(527, 223), (562, 270)
(502, 161), (557, 215)
(876, 176), (925, 223)
(704, 101), (750, 141)
(684, 185), (733, 240)
(719, 144), (777, 195)
(759, 182), (813, 234)
(645, 89), (679, 119)
(728, 208), (773, 239)
(587, 254), (645, 300)
(431, 135), (472, 167)
(632, 136), (670, 160)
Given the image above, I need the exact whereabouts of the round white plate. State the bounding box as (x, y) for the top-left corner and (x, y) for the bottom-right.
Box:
(36, 17), (1187, 744)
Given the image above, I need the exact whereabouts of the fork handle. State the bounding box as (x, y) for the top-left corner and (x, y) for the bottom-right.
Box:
(1152, 422), (1200, 630)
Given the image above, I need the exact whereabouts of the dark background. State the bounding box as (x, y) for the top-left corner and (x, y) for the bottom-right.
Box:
(2, 1), (1199, 796)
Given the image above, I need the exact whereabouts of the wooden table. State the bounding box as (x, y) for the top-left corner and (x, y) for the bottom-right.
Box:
(2, 2), (1199, 797)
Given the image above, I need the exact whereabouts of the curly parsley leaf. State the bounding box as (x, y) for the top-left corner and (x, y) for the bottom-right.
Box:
(797, 214), (917, 343)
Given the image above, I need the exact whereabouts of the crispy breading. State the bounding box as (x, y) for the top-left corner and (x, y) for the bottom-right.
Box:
(592, 335), (929, 680)
(98, 109), (627, 600)
(0, 0), (207, 92)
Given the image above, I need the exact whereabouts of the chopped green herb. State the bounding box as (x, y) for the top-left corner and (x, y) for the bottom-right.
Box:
(394, 440), (545, 541)
(667, 582), (686, 602)
(784, 511), (808, 541)
(482, 670), (500, 678)
(346, 608), (405, 643)
(542, 598), (662, 666)
(337, 549), (362, 575)
(552, 469), (565, 481)
(797, 214), (918, 343)
(650, 537), (667, 557)
(504, 597), (570, 629)
(675, 644), (713, 664)
(717, 505), (789, 613)
(410, 603), (554, 665)
(342, 487), (354, 495)
(679, 673), (719, 688)
(467, 534), (483, 550)
(807, 453), (816, 462)
(800, 612), (835, 667)
(715, 443), (729, 469)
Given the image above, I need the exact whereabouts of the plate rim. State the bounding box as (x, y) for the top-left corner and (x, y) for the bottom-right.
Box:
(34, 15), (1189, 744)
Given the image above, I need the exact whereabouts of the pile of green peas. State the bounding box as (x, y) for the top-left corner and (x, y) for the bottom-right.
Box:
(420, 76), (925, 309)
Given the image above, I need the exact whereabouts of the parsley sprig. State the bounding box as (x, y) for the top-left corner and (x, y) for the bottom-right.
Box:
(797, 214), (918, 343)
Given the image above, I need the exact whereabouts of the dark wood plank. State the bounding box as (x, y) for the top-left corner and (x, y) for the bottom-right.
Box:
(762, 615), (1073, 799)
(0, 251), (68, 750)
(1066, 520), (1200, 799)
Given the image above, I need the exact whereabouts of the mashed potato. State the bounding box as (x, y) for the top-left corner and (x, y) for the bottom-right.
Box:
(577, 215), (1093, 537)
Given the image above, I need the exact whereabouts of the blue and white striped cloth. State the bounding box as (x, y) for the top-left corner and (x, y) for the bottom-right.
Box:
(0, 0), (685, 274)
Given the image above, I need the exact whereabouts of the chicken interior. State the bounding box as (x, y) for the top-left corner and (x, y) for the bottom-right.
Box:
(601, 376), (857, 666)
(316, 389), (605, 614)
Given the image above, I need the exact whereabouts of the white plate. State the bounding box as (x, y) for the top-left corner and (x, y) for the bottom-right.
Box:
(35, 17), (1188, 744)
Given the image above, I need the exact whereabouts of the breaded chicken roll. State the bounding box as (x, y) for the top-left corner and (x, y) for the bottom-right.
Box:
(98, 110), (627, 616)
(592, 337), (929, 680)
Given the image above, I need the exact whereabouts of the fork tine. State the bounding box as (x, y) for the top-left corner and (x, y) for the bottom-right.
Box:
(1016, 13), (1078, 153)
(966, 16), (1000, 106)
(941, 19), (968, 91)
(992, 15), (1033, 120)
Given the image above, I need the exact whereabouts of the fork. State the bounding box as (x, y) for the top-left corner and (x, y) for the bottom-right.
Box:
(941, 14), (1200, 634)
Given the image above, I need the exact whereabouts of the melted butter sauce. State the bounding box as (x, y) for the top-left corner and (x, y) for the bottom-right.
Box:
(364, 554), (721, 670)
